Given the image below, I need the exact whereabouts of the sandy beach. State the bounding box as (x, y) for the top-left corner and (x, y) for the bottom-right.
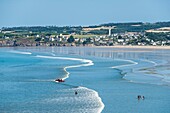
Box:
(94, 45), (170, 49)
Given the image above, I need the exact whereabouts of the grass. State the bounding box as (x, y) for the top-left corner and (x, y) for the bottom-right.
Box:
(0, 33), (4, 37)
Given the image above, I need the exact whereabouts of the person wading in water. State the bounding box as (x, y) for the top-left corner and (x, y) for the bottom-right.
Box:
(75, 91), (78, 95)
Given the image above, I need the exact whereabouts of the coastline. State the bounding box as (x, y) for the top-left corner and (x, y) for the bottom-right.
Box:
(94, 45), (170, 49)
(1, 45), (170, 50)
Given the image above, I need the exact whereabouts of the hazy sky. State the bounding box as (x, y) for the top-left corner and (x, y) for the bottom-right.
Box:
(0, 0), (170, 27)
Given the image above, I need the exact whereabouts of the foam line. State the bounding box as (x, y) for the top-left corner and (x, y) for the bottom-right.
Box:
(36, 55), (93, 80)
(78, 86), (105, 113)
(111, 59), (138, 69)
(9, 50), (32, 55)
(140, 59), (157, 66)
(51, 53), (56, 56)
(35, 55), (104, 113)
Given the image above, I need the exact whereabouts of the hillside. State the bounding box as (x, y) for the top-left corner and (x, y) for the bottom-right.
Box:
(1, 22), (170, 35)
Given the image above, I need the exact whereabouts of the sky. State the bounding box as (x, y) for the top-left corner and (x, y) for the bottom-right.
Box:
(0, 0), (170, 28)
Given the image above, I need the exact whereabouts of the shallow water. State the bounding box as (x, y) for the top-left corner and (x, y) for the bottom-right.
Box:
(0, 47), (170, 113)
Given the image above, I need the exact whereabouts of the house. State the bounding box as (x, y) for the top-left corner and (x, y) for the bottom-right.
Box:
(117, 39), (124, 43)
(94, 37), (100, 41)
(5, 36), (10, 39)
(49, 37), (55, 41)
(0, 40), (6, 46)
(36, 35), (40, 38)
(74, 38), (79, 42)
(56, 37), (62, 42)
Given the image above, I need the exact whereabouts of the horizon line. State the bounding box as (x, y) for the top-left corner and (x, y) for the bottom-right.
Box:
(1, 21), (170, 29)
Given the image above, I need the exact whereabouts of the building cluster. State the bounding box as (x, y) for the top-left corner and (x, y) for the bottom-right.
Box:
(0, 30), (170, 47)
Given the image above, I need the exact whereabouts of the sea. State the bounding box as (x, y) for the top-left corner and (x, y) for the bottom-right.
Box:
(0, 47), (170, 113)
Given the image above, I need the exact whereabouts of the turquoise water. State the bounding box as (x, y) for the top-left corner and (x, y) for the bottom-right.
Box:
(0, 47), (170, 113)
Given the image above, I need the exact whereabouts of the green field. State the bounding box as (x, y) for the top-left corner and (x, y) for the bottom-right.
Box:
(73, 35), (98, 38)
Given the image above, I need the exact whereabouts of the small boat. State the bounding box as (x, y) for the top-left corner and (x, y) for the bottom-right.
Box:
(55, 79), (65, 82)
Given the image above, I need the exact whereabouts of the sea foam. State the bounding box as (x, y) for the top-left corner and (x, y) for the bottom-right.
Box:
(111, 59), (138, 69)
(35, 55), (104, 113)
(9, 50), (32, 55)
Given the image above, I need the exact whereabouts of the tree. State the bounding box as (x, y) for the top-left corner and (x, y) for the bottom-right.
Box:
(86, 38), (91, 43)
(35, 38), (41, 41)
(67, 35), (75, 43)
(118, 35), (122, 39)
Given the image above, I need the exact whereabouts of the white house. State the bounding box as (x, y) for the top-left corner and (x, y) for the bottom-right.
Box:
(117, 39), (124, 42)
(49, 37), (55, 41)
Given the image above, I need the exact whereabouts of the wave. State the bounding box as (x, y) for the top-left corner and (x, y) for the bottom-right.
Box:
(9, 50), (32, 55)
(51, 53), (56, 56)
(113, 58), (170, 86)
(140, 59), (157, 66)
(77, 86), (105, 113)
(35, 55), (104, 113)
(111, 59), (138, 69)
(35, 55), (94, 80)
(39, 86), (104, 113)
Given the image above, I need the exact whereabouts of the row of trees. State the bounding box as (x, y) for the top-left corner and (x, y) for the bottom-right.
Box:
(67, 35), (92, 45)
(146, 32), (170, 41)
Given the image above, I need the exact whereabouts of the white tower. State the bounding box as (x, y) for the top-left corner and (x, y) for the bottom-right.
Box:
(108, 28), (112, 36)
